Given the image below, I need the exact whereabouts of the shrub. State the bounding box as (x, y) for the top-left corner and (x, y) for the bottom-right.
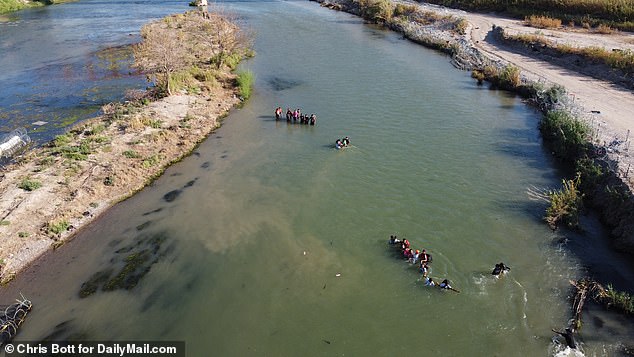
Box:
(525, 15), (562, 29)
(103, 175), (115, 186)
(142, 155), (161, 168)
(545, 177), (583, 229)
(453, 18), (469, 35)
(595, 24), (615, 34)
(0, 220), (9, 226)
(123, 150), (140, 158)
(575, 157), (604, 191)
(602, 284), (634, 314)
(393, 3), (417, 17)
(85, 124), (106, 136)
(18, 178), (42, 191)
(539, 110), (590, 160)
(471, 70), (485, 84)
(236, 70), (255, 100)
(48, 220), (70, 235)
(53, 134), (73, 147)
(499, 65), (521, 88)
(359, 0), (395, 23)
(148, 119), (162, 129)
(18, 232), (30, 238)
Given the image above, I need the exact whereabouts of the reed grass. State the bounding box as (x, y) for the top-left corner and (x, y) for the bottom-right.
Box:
(236, 70), (254, 100)
(546, 177), (583, 229)
(539, 110), (591, 160)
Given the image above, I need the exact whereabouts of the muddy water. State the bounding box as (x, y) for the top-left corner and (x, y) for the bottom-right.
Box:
(1, 0), (633, 356)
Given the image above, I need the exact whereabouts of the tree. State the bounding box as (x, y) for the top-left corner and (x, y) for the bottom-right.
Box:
(133, 17), (192, 96)
(189, 9), (253, 69)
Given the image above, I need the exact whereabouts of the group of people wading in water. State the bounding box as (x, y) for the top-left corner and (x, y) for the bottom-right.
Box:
(388, 235), (512, 293)
(275, 107), (316, 125)
(274, 106), (351, 150)
(389, 235), (459, 293)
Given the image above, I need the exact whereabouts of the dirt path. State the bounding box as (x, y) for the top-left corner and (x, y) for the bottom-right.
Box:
(397, 3), (634, 175)
(468, 14), (634, 139)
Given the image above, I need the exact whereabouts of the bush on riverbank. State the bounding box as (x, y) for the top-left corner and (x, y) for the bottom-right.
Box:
(0, 0), (37, 13)
(539, 110), (591, 161)
(546, 177), (583, 229)
(356, 0), (394, 23)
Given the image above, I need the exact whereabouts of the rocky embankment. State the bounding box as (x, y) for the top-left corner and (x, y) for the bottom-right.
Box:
(314, 0), (634, 253)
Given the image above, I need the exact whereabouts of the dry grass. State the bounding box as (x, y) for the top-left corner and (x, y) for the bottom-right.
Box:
(525, 15), (562, 29)
(595, 23), (616, 34)
(505, 31), (634, 75)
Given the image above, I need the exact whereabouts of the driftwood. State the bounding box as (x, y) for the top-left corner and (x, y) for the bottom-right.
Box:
(553, 278), (610, 349)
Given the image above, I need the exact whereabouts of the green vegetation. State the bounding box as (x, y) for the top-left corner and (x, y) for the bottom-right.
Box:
(420, 0), (634, 31)
(0, 0), (39, 13)
(103, 175), (115, 186)
(575, 157), (604, 191)
(142, 155), (161, 168)
(18, 177), (42, 191)
(0, 220), (10, 226)
(601, 284), (634, 314)
(236, 70), (255, 100)
(48, 220), (70, 235)
(477, 64), (522, 90)
(122, 150), (140, 158)
(79, 231), (169, 297)
(18, 232), (30, 238)
(539, 110), (591, 161)
(546, 177), (583, 229)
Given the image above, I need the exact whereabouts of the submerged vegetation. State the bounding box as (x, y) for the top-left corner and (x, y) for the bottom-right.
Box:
(79, 231), (170, 298)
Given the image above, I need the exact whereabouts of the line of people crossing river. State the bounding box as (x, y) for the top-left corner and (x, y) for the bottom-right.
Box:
(388, 235), (459, 293)
(275, 107), (316, 125)
(388, 235), (511, 293)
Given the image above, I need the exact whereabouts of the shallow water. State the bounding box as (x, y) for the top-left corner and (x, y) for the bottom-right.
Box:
(1, 0), (633, 356)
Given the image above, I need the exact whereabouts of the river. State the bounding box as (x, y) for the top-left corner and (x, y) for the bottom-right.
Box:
(1, 0), (633, 356)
